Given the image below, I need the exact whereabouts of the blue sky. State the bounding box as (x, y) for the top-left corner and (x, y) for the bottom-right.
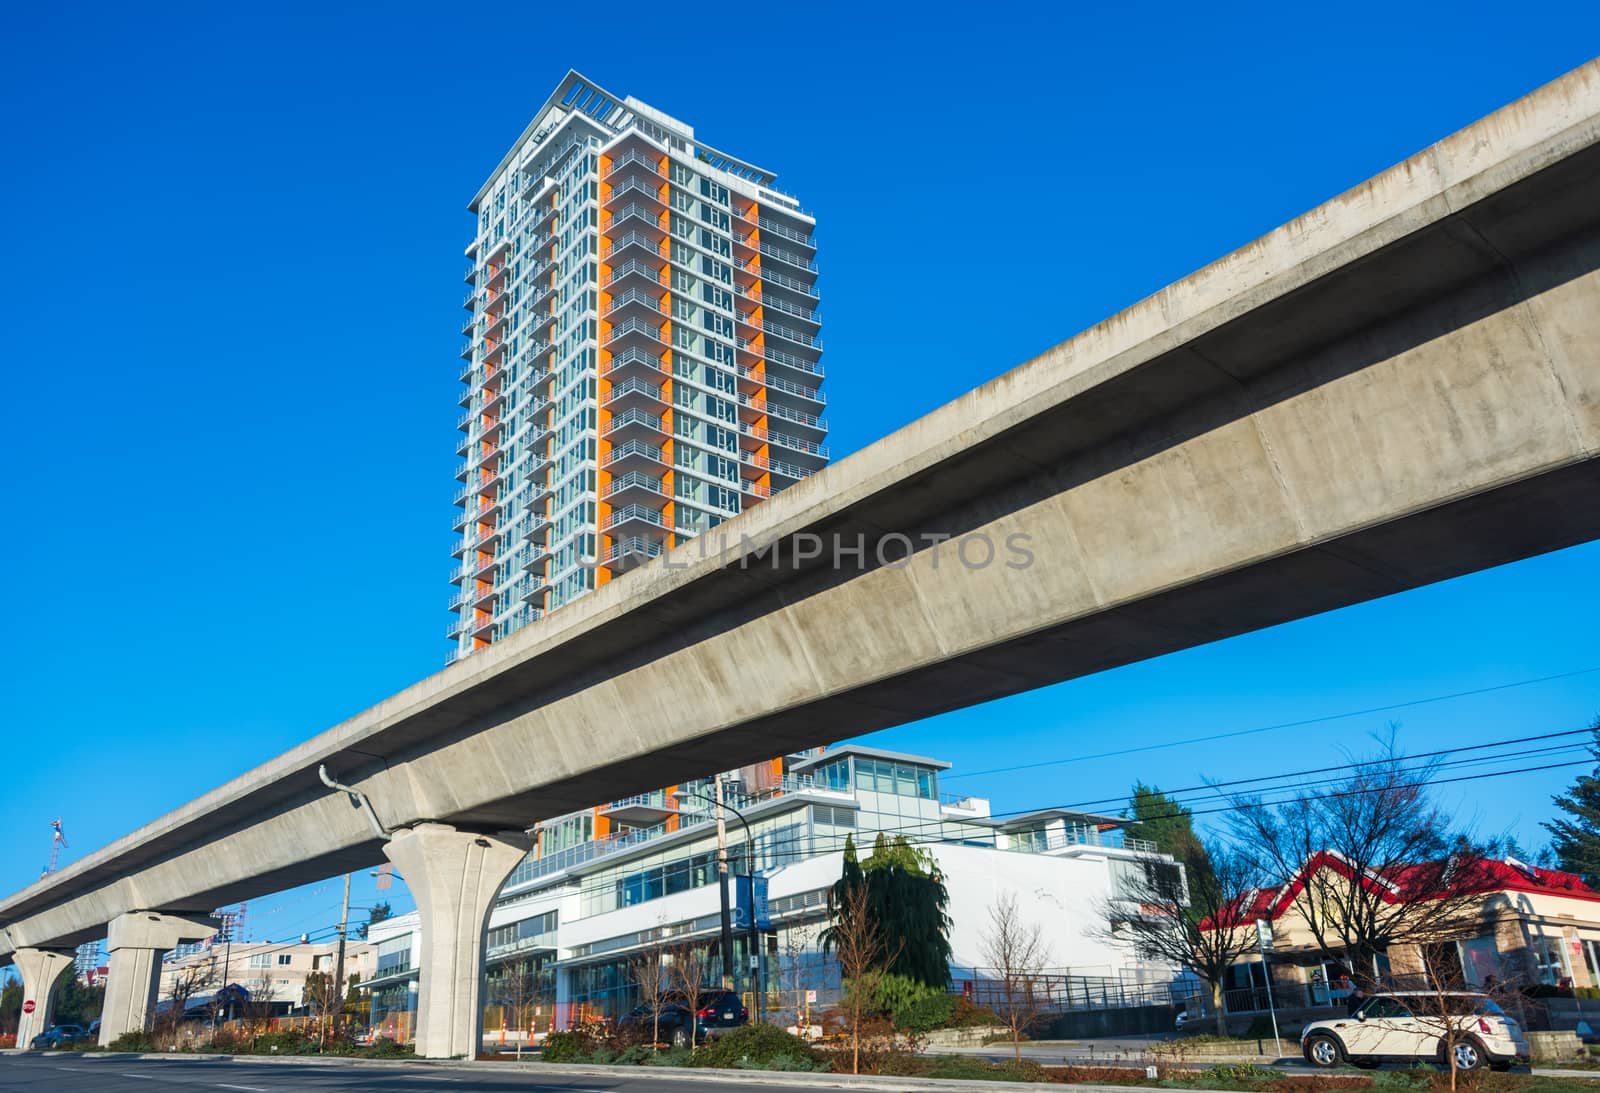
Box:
(3, 3), (1599, 940)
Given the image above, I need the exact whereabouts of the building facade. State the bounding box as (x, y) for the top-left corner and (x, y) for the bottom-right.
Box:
(450, 70), (826, 662)
(158, 938), (376, 1019)
(1207, 853), (1600, 1019)
(364, 745), (1181, 1042)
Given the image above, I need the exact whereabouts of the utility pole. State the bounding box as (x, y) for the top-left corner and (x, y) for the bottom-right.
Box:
(332, 873), (351, 1035)
(713, 779), (735, 990)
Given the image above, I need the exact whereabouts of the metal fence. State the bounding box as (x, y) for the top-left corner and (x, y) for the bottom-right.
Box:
(961, 971), (1187, 1014)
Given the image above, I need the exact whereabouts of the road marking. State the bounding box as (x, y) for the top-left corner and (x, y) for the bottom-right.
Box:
(414, 1079), (463, 1083)
(215, 1084), (271, 1092)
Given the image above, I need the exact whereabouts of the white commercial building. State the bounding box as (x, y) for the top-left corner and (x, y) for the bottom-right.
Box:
(364, 745), (1180, 1041)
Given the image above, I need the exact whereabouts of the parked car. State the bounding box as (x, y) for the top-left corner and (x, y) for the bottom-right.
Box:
(29, 1024), (89, 1050)
(1302, 992), (1529, 1072)
(617, 989), (748, 1049)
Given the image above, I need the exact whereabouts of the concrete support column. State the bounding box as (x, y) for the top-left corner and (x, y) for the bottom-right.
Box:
(383, 823), (529, 1059)
(99, 911), (219, 1046)
(12, 948), (74, 1049)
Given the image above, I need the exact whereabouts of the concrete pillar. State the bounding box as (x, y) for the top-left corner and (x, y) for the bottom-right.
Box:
(383, 823), (529, 1059)
(99, 911), (219, 1046)
(12, 948), (74, 1049)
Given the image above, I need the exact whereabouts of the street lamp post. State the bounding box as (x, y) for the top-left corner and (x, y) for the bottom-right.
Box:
(675, 783), (763, 1024)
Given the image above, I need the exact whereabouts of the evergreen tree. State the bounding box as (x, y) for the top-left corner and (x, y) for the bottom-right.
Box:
(356, 901), (393, 941)
(823, 833), (951, 988)
(1545, 718), (1600, 886)
(1126, 782), (1215, 891)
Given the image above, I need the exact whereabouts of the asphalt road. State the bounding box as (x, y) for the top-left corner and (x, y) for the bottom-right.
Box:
(0, 1054), (858, 1093)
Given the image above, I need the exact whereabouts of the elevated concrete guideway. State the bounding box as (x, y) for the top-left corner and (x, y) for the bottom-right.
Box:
(4, 60), (1599, 1053)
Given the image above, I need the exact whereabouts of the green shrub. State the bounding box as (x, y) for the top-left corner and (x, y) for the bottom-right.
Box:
(540, 1030), (585, 1063)
(361, 1036), (409, 1058)
(105, 1031), (157, 1052)
(865, 973), (957, 1033)
(692, 1025), (824, 1071)
(1206, 1062), (1278, 1082)
(644, 1046), (693, 1067)
(944, 995), (1003, 1029)
(246, 1030), (317, 1055)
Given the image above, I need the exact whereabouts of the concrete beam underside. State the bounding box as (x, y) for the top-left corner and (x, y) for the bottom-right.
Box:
(1, 61), (1598, 960)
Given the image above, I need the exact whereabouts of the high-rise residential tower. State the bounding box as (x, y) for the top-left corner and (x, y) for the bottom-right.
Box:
(450, 71), (827, 662)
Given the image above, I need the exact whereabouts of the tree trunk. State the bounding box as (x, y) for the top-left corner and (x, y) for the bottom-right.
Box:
(1212, 980), (1228, 1037)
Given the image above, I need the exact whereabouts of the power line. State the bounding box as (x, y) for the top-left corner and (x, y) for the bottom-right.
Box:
(943, 665), (1600, 781)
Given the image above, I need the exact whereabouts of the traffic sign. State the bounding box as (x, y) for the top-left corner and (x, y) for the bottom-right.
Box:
(22, 1000), (35, 1014)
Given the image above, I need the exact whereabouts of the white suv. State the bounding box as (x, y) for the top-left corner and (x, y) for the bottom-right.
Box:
(1301, 992), (1529, 1072)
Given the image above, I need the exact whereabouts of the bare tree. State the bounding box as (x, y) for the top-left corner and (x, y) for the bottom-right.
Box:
(161, 955), (219, 1040)
(665, 942), (711, 1049)
(980, 890), (1053, 1063)
(625, 943), (669, 1052)
(781, 923), (817, 1035)
(1225, 734), (1486, 988)
(824, 880), (898, 1074)
(302, 970), (341, 1050)
(1095, 841), (1261, 1036)
(1406, 948), (1517, 1091)
(488, 957), (538, 1052)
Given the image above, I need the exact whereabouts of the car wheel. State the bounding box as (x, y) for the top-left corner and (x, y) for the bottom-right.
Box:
(1445, 1039), (1485, 1073)
(1305, 1034), (1344, 1069)
(671, 1026), (689, 1049)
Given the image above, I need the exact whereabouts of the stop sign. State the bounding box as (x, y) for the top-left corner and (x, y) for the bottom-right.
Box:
(22, 1000), (35, 1014)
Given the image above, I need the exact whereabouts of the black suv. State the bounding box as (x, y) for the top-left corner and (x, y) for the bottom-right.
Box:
(618, 989), (747, 1048)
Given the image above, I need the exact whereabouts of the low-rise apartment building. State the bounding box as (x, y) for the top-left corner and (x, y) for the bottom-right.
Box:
(364, 744), (1182, 1040)
(1209, 852), (1600, 1016)
(158, 937), (376, 1018)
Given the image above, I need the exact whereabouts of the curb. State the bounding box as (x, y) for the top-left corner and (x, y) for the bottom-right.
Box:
(0, 1049), (1260, 1092)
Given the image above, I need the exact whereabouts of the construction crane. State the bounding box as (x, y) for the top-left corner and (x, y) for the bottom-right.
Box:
(42, 818), (67, 878)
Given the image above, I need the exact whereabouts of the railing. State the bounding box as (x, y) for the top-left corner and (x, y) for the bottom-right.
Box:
(766, 346), (824, 376)
(602, 259), (664, 286)
(762, 295), (818, 323)
(759, 268), (818, 297)
(603, 408), (666, 435)
(603, 148), (661, 178)
(600, 536), (666, 565)
(604, 439), (667, 466)
(603, 289), (664, 316)
(603, 317), (667, 346)
(605, 176), (664, 204)
(604, 347), (668, 376)
(602, 471), (666, 498)
(607, 203), (662, 231)
(765, 374), (825, 403)
(757, 218), (815, 248)
(767, 403), (826, 430)
(604, 378), (664, 405)
(603, 504), (667, 531)
(758, 242), (817, 271)
(962, 971), (1188, 1015)
(1222, 984), (1315, 1014)
(769, 458), (815, 480)
(763, 321), (822, 350)
(767, 431), (828, 458)
(516, 773), (846, 883)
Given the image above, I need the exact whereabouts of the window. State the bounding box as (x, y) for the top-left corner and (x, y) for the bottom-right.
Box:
(1360, 997), (1413, 1020)
(277, 954), (292, 966)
